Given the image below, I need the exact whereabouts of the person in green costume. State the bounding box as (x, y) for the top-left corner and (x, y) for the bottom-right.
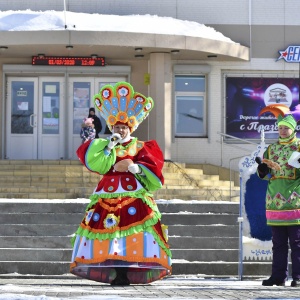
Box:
(257, 114), (300, 287)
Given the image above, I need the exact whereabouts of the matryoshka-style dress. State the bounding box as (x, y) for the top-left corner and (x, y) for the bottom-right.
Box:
(70, 137), (172, 284)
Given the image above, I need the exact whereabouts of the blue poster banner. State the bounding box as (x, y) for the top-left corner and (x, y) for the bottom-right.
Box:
(226, 77), (300, 139)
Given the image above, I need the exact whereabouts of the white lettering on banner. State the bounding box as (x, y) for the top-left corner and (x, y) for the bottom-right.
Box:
(246, 122), (259, 130)
(239, 115), (259, 120)
(277, 45), (300, 62)
(239, 122), (278, 132)
(237, 114), (300, 133)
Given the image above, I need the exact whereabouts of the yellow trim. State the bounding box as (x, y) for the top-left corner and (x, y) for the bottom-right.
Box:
(266, 208), (300, 212)
(271, 174), (296, 180)
(100, 197), (137, 211)
(115, 141), (144, 157)
(278, 136), (297, 145)
(152, 225), (171, 250)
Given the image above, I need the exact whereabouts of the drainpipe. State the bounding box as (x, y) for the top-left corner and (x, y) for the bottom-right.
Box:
(63, 0), (67, 29)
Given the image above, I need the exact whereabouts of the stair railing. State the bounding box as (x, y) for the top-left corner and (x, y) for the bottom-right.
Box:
(164, 159), (229, 201)
(217, 132), (261, 201)
(164, 159), (201, 189)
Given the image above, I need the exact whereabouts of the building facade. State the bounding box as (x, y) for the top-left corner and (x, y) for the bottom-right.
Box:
(0, 0), (299, 171)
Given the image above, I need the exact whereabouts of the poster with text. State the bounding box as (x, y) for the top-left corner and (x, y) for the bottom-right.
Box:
(226, 77), (300, 139)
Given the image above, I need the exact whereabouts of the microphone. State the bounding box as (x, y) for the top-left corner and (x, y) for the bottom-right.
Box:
(111, 136), (119, 142)
(255, 156), (271, 178)
(110, 133), (121, 142)
(255, 157), (262, 165)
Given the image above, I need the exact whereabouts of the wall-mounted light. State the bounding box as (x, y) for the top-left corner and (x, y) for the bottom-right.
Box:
(66, 45), (74, 50)
(38, 53), (45, 58)
(135, 48), (143, 52)
(0, 46), (8, 52)
(207, 54), (217, 58)
(91, 54), (98, 59)
(135, 54), (144, 58)
(171, 50), (180, 55)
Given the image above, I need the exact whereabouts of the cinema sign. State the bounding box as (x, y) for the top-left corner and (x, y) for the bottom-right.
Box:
(277, 46), (300, 62)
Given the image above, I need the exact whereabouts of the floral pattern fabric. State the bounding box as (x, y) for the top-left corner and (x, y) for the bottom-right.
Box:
(70, 137), (172, 284)
(262, 137), (300, 225)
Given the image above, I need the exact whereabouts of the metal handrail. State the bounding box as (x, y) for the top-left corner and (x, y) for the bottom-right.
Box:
(217, 132), (261, 201)
(217, 132), (258, 145)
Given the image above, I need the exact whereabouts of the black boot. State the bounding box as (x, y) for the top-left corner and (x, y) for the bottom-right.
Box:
(111, 267), (130, 286)
(262, 277), (285, 286)
(291, 279), (300, 287)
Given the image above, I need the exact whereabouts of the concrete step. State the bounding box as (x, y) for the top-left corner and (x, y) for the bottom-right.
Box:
(172, 261), (272, 276)
(162, 214), (238, 225)
(0, 261), (69, 276)
(0, 175), (233, 188)
(0, 189), (91, 199)
(0, 212), (237, 226)
(168, 225), (239, 237)
(0, 191), (239, 201)
(0, 187), (239, 201)
(0, 200), (258, 278)
(0, 236), (70, 248)
(0, 212), (237, 225)
(0, 201), (239, 214)
(0, 192), (82, 199)
(0, 261), (272, 277)
(0, 249), (72, 261)
(155, 195), (233, 202)
(0, 248), (239, 263)
(169, 237), (238, 249)
(0, 201), (88, 213)
(157, 202), (239, 214)
(0, 235), (238, 253)
(157, 186), (239, 194)
(0, 160), (239, 201)
(0, 213), (83, 224)
(171, 249), (239, 261)
(0, 224), (239, 238)
(0, 224), (79, 236)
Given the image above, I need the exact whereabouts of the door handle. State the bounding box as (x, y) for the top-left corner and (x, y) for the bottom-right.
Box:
(29, 114), (36, 127)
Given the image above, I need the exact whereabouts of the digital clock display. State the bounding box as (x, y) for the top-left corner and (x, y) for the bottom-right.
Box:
(32, 56), (105, 66)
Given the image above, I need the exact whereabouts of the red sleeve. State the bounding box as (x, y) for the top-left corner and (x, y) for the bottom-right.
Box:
(76, 140), (92, 165)
(135, 140), (164, 184)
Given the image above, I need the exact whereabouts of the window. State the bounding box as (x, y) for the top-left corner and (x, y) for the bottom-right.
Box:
(42, 82), (60, 134)
(175, 75), (206, 137)
(72, 82), (91, 135)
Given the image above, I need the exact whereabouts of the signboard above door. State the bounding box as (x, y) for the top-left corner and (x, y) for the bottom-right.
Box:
(32, 56), (105, 66)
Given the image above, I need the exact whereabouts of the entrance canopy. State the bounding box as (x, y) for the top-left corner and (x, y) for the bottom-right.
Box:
(0, 11), (250, 61)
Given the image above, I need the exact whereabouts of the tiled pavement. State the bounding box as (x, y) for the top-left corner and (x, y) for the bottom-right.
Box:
(0, 275), (299, 300)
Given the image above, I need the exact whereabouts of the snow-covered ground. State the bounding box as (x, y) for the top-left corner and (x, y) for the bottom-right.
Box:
(0, 275), (298, 300)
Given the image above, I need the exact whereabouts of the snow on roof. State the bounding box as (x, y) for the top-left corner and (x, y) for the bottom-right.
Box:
(0, 10), (236, 44)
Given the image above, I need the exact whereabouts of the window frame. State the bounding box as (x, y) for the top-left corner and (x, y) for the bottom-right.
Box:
(174, 74), (207, 137)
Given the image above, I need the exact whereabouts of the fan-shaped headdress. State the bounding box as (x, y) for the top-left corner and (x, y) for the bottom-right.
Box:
(93, 82), (154, 133)
(259, 104), (298, 131)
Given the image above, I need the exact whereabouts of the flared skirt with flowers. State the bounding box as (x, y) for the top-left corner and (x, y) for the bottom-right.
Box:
(70, 193), (172, 284)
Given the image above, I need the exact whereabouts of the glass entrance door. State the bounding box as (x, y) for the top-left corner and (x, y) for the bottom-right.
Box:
(6, 78), (38, 159)
(69, 77), (126, 159)
(6, 77), (64, 159)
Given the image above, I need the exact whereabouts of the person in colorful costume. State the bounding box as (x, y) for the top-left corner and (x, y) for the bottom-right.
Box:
(70, 82), (172, 285)
(257, 111), (300, 287)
